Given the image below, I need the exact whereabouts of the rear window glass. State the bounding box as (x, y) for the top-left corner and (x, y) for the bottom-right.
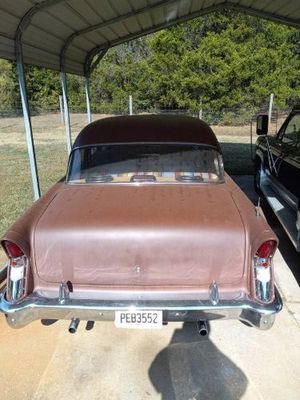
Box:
(67, 143), (224, 184)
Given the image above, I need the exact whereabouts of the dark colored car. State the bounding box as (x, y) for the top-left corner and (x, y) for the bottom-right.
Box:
(0, 115), (282, 333)
(255, 106), (300, 251)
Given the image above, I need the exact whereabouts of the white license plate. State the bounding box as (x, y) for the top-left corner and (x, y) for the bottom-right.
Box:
(114, 310), (163, 329)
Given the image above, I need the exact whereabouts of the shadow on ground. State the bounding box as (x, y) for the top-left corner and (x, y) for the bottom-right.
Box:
(149, 322), (248, 400)
(220, 142), (254, 175)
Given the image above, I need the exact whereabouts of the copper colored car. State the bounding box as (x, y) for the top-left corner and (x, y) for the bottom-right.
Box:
(0, 115), (282, 333)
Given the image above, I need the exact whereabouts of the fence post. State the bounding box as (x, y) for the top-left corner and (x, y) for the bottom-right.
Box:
(129, 95), (133, 115)
(268, 93), (274, 126)
(199, 99), (203, 120)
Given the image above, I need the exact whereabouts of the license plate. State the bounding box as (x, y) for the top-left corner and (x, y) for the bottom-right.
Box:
(114, 310), (163, 329)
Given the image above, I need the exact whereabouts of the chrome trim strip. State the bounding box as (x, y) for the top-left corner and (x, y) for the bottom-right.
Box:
(261, 173), (299, 249)
(0, 288), (282, 331)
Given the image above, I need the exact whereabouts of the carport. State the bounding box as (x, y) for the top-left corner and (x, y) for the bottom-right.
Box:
(0, 0), (299, 201)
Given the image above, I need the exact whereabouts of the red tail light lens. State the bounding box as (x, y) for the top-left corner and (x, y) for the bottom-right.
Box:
(256, 240), (277, 259)
(3, 241), (24, 258)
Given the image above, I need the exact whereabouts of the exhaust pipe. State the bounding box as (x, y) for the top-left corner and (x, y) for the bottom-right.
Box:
(197, 320), (209, 336)
(69, 318), (80, 334)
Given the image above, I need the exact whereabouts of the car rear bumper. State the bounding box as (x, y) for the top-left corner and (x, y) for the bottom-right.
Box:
(0, 287), (282, 330)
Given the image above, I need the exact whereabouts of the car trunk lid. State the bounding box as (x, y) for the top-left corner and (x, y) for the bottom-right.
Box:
(34, 184), (246, 288)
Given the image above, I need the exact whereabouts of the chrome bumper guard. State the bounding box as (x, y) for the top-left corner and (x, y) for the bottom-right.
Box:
(0, 287), (282, 330)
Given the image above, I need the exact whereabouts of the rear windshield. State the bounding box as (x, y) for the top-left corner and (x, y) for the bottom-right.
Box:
(67, 143), (224, 184)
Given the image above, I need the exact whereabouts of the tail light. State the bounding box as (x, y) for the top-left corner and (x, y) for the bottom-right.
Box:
(254, 240), (277, 302)
(2, 240), (29, 301)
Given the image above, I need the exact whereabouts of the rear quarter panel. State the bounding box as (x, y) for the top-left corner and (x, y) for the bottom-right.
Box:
(225, 175), (278, 300)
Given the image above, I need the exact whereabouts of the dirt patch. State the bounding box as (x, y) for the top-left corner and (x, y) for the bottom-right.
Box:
(0, 249), (6, 265)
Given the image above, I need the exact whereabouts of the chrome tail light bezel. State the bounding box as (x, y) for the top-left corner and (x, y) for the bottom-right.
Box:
(253, 240), (277, 303)
(6, 255), (29, 302)
(253, 255), (274, 302)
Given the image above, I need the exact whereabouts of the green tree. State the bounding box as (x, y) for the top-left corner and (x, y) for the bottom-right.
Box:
(0, 10), (299, 117)
(146, 11), (300, 112)
(0, 60), (19, 113)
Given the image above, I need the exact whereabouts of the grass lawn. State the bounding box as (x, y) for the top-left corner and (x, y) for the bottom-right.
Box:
(0, 112), (257, 263)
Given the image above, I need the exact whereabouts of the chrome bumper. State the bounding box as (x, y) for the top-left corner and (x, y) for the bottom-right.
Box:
(0, 288), (282, 330)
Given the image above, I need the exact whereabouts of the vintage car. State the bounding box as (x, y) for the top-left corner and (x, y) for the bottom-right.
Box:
(0, 115), (282, 334)
(255, 106), (300, 251)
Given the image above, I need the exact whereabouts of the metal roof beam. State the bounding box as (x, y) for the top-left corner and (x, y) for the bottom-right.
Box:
(9, 0), (300, 75)
(90, 50), (108, 75)
(61, 0), (300, 75)
(88, 4), (227, 54)
(229, 3), (300, 29)
(85, 1), (299, 55)
(60, 0), (180, 70)
(84, 47), (109, 77)
(81, 4), (226, 79)
(15, 0), (65, 52)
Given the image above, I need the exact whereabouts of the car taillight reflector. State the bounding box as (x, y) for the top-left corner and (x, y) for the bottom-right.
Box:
(256, 240), (277, 260)
(3, 240), (24, 258)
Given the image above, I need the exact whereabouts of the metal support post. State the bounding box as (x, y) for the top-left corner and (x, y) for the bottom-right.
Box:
(60, 71), (72, 154)
(59, 95), (64, 124)
(85, 76), (92, 124)
(16, 60), (41, 200)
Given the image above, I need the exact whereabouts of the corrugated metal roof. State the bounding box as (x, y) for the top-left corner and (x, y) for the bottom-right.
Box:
(1, 0), (299, 76)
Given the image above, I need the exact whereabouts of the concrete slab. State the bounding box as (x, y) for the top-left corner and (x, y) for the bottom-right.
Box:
(0, 319), (61, 400)
(0, 307), (299, 400)
(274, 250), (300, 326)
